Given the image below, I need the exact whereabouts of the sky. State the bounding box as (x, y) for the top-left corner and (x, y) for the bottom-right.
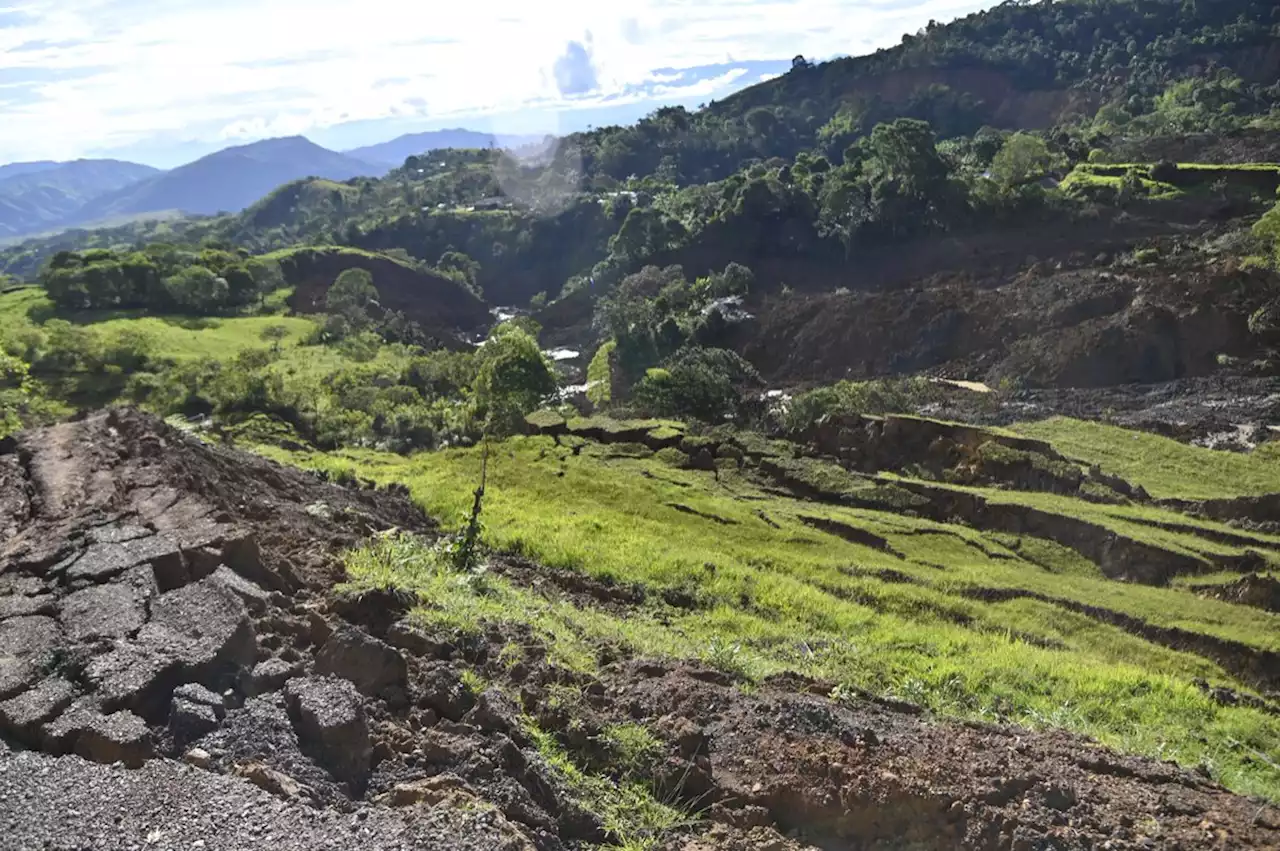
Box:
(0, 0), (996, 168)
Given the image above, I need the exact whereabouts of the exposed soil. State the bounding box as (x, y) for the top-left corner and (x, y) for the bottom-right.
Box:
(3, 410), (1279, 850)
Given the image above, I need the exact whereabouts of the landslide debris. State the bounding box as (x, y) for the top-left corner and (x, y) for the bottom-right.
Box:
(2, 409), (1278, 850)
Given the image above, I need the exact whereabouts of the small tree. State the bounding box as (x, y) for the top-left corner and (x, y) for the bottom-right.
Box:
(164, 265), (228, 313)
(474, 322), (557, 435)
(327, 268), (378, 328)
(989, 133), (1054, 191)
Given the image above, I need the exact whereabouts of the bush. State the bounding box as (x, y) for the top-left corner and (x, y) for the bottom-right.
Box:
(475, 322), (558, 435)
(783, 377), (944, 432)
(632, 347), (761, 422)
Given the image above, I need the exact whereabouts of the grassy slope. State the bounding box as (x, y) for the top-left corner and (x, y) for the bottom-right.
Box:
(259, 433), (1280, 801)
(1013, 416), (1280, 499)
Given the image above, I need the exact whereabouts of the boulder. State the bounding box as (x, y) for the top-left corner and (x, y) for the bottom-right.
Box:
(141, 575), (257, 674)
(87, 577), (255, 718)
(283, 676), (371, 786)
(315, 625), (407, 697)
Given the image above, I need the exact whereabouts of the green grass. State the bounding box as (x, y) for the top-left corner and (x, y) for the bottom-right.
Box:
(265, 434), (1280, 801)
(523, 718), (687, 850)
(1012, 416), (1280, 499)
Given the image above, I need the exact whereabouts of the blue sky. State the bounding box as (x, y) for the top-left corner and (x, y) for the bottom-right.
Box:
(0, 0), (995, 168)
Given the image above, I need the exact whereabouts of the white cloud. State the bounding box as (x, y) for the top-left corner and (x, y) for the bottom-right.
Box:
(0, 0), (996, 165)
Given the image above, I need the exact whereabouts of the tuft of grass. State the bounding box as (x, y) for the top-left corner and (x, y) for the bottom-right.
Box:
(524, 718), (688, 851)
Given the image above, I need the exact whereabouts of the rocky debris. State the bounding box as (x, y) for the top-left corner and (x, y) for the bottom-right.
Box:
(0, 748), (536, 851)
(169, 684), (227, 744)
(379, 772), (480, 808)
(315, 625), (408, 698)
(284, 676), (372, 787)
(1194, 572), (1280, 613)
(58, 568), (155, 642)
(0, 677), (76, 742)
(235, 760), (309, 800)
(183, 746), (212, 768)
(209, 565), (271, 614)
(85, 575), (256, 719)
(73, 709), (153, 768)
(247, 656), (304, 696)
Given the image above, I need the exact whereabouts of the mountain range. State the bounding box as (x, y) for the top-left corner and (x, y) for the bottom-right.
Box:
(0, 129), (548, 242)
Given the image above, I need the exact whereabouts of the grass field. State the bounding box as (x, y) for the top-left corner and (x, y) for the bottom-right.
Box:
(258, 429), (1280, 801)
(1013, 416), (1280, 499)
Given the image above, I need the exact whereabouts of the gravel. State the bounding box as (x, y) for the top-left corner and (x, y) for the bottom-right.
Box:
(0, 749), (532, 851)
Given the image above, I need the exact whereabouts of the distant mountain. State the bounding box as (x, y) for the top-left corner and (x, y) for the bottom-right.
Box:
(0, 159), (161, 239)
(0, 161), (63, 183)
(76, 137), (386, 221)
(344, 129), (546, 167)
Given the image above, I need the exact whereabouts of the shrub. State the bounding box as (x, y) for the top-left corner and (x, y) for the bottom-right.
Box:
(632, 346), (761, 422)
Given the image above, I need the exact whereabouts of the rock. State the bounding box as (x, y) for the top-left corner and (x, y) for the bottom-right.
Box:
(184, 746), (212, 769)
(87, 578), (255, 719)
(283, 676), (371, 786)
(59, 570), (154, 642)
(73, 709), (153, 768)
(314, 625), (407, 697)
(464, 688), (522, 736)
(234, 761), (305, 799)
(61, 533), (183, 585)
(0, 594), (57, 620)
(170, 686), (223, 744)
(0, 677), (76, 739)
(84, 642), (178, 719)
(380, 773), (479, 808)
(330, 586), (417, 636)
(173, 683), (226, 713)
(221, 534), (291, 593)
(0, 657), (39, 703)
(0, 615), (65, 664)
(209, 566), (270, 615)
(140, 575), (257, 674)
(246, 657), (301, 696)
(416, 662), (473, 721)
(184, 546), (223, 583)
(387, 619), (448, 658)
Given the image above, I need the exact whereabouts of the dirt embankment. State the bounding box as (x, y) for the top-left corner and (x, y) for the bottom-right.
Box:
(2, 410), (1278, 850)
(278, 247), (491, 339)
